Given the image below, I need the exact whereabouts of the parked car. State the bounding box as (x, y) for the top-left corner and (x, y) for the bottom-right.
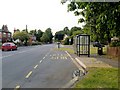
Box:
(2, 42), (17, 51)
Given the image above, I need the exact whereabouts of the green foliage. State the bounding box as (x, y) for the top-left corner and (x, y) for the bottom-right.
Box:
(75, 67), (118, 88)
(69, 26), (82, 36)
(55, 31), (65, 41)
(63, 2), (120, 44)
(110, 41), (120, 47)
(63, 37), (69, 45)
(29, 29), (43, 42)
(55, 26), (82, 44)
(40, 28), (53, 43)
(13, 31), (30, 42)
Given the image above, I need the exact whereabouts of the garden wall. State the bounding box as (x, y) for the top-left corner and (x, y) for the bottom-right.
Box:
(107, 47), (120, 57)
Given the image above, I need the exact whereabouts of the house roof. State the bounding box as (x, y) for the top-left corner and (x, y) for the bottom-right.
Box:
(0, 29), (11, 33)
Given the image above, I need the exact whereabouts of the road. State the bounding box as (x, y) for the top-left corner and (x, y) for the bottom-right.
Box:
(2, 44), (78, 88)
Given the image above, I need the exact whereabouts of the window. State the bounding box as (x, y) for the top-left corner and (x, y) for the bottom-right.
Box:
(8, 33), (11, 37)
(3, 32), (6, 37)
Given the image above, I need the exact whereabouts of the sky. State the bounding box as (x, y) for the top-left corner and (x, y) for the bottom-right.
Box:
(0, 0), (84, 35)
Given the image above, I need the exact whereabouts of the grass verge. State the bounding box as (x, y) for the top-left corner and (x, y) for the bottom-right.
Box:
(90, 45), (107, 55)
(75, 67), (119, 88)
(55, 47), (74, 54)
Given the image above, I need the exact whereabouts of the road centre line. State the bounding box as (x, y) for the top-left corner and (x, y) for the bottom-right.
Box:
(34, 65), (38, 69)
(14, 85), (20, 90)
(39, 60), (42, 63)
(43, 57), (45, 59)
(25, 71), (33, 79)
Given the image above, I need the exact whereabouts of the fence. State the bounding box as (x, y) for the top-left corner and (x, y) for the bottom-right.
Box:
(107, 46), (120, 57)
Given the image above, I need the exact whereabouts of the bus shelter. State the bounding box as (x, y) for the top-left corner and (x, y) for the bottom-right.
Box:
(73, 34), (90, 57)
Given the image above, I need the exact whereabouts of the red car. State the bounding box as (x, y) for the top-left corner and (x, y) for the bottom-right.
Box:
(2, 42), (17, 51)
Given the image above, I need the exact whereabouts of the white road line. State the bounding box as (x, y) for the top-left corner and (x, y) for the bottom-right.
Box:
(75, 58), (87, 69)
(65, 57), (67, 59)
(65, 51), (84, 72)
(43, 57), (45, 59)
(39, 60), (42, 63)
(15, 85), (20, 90)
(25, 71), (32, 79)
(34, 65), (38, 69)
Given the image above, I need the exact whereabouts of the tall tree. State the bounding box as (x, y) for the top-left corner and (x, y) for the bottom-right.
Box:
(36, 29), (43, 42)
(13, 31), (30, 45)
(62, 1), (120, 43)
(63, 27), (69, 35)
(40, 28), (53, 43)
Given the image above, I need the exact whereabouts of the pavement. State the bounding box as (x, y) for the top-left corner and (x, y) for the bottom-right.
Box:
(62, 45), (119, 71)
(1, 44), (80, 88)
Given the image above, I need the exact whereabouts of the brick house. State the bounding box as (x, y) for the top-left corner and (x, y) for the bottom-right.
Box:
(0, 25), (12, 43)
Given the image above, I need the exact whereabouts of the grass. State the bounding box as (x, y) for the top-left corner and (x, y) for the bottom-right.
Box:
(56, 45), (118, 60)
(55, 47), (74, 54)
(90, 45), (107, 55)
(55, 45), (107, 55)
(75, 67), (119, 88)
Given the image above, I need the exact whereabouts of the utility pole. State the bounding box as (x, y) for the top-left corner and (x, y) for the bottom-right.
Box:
(26, 25), (28, 33)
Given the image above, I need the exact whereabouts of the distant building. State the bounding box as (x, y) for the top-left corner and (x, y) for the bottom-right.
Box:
(0, 25), (12, 43)
(14, 28), (20, 33)
(29, 35), (36, 45)
(63, 34), (68, 41)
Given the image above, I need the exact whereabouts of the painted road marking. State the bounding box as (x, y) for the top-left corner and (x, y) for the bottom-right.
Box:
(25, 71), (33, 79)
(65, 51), (84, 72)
(43, 57), (45, 59)
(65, 57), (67, 59)
(75, 58), (87, 69)
(39, 60), (42, 63)
(34, 65), (38, 69)
(14, 85), (20, 90)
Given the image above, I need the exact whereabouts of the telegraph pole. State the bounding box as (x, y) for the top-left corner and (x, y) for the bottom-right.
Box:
(26, 25), (28, 33)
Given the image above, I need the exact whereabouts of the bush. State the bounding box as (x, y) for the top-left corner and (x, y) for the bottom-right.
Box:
(63, 38), (69, 45)
(110, 41), (120, 47)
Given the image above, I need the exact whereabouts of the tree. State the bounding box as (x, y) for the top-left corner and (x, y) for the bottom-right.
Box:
(69, 26), (82, 36)
(63, 27), (69, 35)
(40, 28), (53, 43)
(36, 29), (43, 42)
(62, 1), (120, 44)
(40, 32), (49, 43)
(55, 30), (65, 41)
(29, 29), (43, 42)
(13, 31), (30, 45)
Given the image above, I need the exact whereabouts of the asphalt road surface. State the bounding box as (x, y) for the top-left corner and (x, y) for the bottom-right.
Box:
(2, 44), (78, 88)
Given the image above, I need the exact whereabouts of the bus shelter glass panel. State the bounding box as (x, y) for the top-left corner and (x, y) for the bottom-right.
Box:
(74, 34), (90, 57)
